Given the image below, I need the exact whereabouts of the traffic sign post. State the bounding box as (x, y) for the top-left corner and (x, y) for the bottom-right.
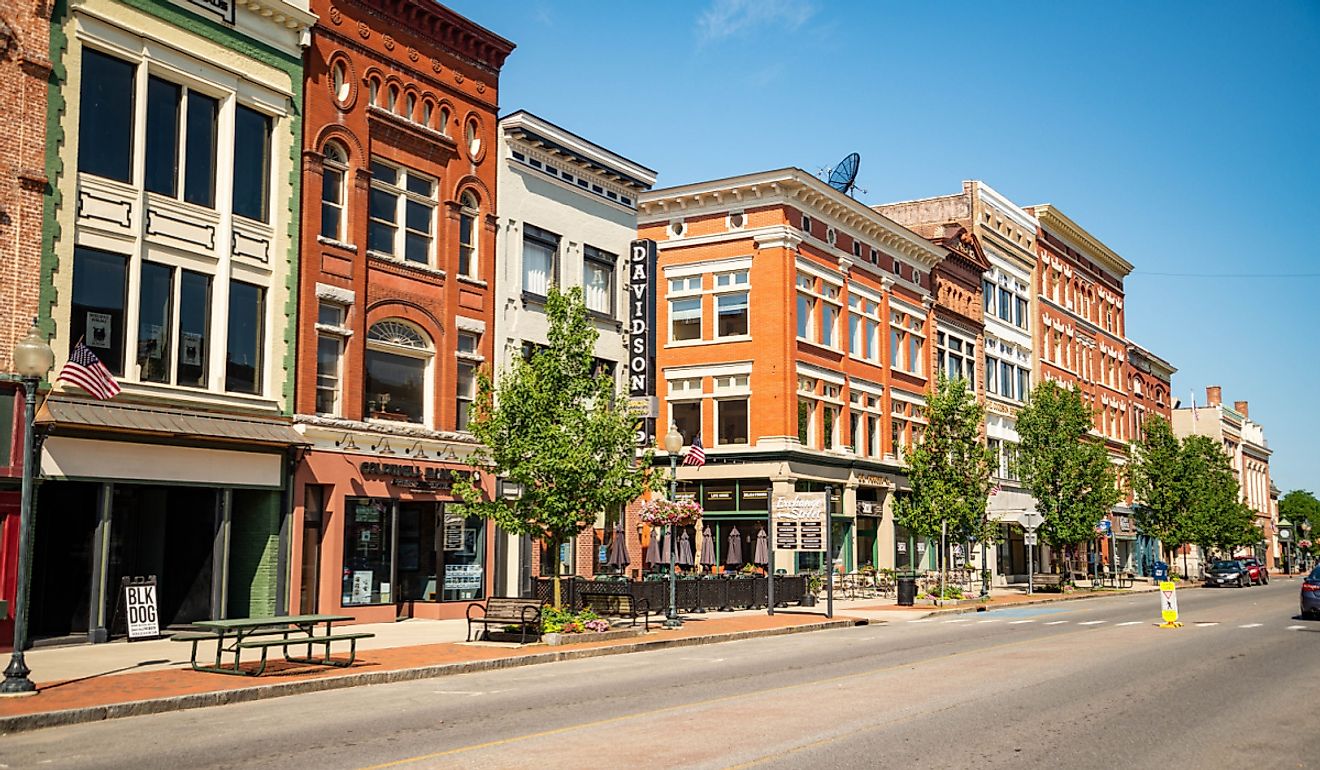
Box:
(1159, 581), (1181, 628)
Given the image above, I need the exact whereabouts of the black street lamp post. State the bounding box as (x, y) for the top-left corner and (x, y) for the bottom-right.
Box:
(2, 320), (54, 697)
(663, 424), (683, 629)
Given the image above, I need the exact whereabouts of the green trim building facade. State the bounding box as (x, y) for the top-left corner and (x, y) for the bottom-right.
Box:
(32, 0), (313, 643)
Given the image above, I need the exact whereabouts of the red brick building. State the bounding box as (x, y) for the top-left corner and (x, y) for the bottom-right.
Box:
(1027, 204), (1135, 572)
(0, 1), (51, 649)
(290, 0), (513, 622)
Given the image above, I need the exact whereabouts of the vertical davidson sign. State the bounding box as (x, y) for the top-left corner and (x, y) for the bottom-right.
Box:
(629, 239), (657, 446)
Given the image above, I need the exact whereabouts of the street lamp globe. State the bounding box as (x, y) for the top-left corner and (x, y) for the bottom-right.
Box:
(13, 320), (53, 378)
(663, 424), (682, 455)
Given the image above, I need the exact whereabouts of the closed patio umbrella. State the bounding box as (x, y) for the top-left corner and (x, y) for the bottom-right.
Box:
(677, 528), (694, 567)
(700, 525), (717, 570)
(606, 521), (630, 572)
(645, 526), (661, 566)
(753, 527), (769, 566)
(725, 526), (743, 566)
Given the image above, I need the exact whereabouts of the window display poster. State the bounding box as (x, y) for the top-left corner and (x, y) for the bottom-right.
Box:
(87, 312), (112, 349)
(182, 332), (203, 365)
(445, 564), (483, 592)
(444, 516), (464, 550)
(351, 570), (373, 604)
(379, 582), (391, 604)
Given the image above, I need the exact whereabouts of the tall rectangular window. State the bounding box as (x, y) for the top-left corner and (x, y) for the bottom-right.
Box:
(177, 270), (211, 387)
(717, 399), (749, 445)
(1015, 296), (1028, 330)
(316, 335), (342, 415)
(1019, 368), (1031, 400)
(184, 91), (219, 208)
(998, 287), (1013, 322)
(78, 49), (136, 182)
(983, 280), (994, 315)
(225, 281), (264, 394)
(716, 292), (748, 337)
(985, 353), (998, 394)
(144, 77), (181, 196)
(522, 225), (558, 297)
(999, 360), (1015, 400)
(321, 163), (345, 239)
(367, 159), (436, 264)
(232, 105), (272, 222)
(798, 399), (811, 445)
(70, 247), (129, 375)
(670, 297), (702, 341)
(584, 247), (615, 316)
(456, 361), (476, 431)
(672, 401), (701, 445)
(821, 304), (838, 347)
(797, 293), (815, 340)
(136, 261), (174, 383)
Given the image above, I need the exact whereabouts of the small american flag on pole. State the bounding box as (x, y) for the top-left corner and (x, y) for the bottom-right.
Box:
(58, 341), (121, 400)
(682, 435), (706, 467)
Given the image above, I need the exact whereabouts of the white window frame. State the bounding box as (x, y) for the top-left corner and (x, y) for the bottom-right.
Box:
(364, 319), (434, 428)
(367, 158), (437, 266)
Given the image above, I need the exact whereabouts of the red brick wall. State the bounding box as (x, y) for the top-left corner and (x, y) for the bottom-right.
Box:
(295, 0), (511, 424)
(0, 5), (50, 375)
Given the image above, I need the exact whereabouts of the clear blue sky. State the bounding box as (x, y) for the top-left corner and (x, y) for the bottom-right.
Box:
(448, 0), (1320, 493)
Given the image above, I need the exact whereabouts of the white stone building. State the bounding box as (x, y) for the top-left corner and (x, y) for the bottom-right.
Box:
(492, 111), (656, 594)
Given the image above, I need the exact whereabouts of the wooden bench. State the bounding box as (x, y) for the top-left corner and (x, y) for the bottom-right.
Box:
(582, 593), (651, 630)
(1032, 573), (1065, 592)
(467, 597), (545, 644)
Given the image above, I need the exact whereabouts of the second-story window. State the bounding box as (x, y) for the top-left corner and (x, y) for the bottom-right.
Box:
(365, 320), (432, 425)
(368, 159), (436, 265)
(316, 302), (349, 416)
(714, 269), (748, 337)
(225, 280), (265, 395)
(458, 191), (479, 278)
(668, 275), (702, 342)
(145, 77), (219, 208)
(320, 142), (348, 241)
(583, 246), (616, 317)
(455, 331), (480, 431)
(232, 105), (272, 222)
(522, 224), (559, 298)
(78, 48), (136, 183)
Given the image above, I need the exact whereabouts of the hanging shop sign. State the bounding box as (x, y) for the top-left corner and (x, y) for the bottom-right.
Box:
(772, 492), (826, 552)
(628, 239), (657, 447)
(358, 462), (479, 491)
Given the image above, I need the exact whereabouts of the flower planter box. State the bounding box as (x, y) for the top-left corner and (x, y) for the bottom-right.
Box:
(542, 627), (647, 646)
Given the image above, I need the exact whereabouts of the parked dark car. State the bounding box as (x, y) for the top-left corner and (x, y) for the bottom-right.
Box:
(1241, 557), (1269, 585)
(1205, 559), (1251, 588)
(1301, 566), (1320, 619)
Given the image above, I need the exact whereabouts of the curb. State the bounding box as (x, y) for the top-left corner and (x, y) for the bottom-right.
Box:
(919, 584), (1188, 618)
(0, 617), (863, 735)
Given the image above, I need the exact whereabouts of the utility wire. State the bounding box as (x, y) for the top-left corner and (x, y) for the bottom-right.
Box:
(1130, 271), (1320, 278)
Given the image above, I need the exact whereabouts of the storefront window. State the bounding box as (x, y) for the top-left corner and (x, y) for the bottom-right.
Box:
(441, 507), (485, 601)
(343, 498), (393, 605)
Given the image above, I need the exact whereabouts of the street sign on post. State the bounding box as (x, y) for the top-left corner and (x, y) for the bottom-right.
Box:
(1159, 581), (1181, 628)
(1024, 532), (1038, 546)
(1021, 511), (1044, 530)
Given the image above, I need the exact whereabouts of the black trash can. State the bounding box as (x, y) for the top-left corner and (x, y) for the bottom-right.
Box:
(897, 576), (917, 606)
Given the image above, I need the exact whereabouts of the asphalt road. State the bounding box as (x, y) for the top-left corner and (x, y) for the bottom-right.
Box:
(3, 580), (1317, 769)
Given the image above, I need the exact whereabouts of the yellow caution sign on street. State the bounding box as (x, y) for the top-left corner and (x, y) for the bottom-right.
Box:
(1159, 581), (1181, 628)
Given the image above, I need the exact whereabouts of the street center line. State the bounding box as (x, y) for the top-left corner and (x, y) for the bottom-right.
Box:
(907, 618), (936, 623)
(977, 619), (999, 623)
(1238, 623), (1263, 628)
(1194, 622), (1218, 627)
(1116, 621), (1142, 626)
(1078, 620), (1106, 625)
(1044, 621), (1068, 625)
(945, 618), (974, 623)
(1288, 625), (1306, 630)
(1008, 620), (1035, 624)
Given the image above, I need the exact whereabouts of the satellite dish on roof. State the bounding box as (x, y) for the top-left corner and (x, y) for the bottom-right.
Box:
(826, 152), (861, 197)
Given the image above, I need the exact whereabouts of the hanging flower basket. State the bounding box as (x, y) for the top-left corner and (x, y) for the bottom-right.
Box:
(638, 498), (702, 527)
(1300, 539), (1312, 549)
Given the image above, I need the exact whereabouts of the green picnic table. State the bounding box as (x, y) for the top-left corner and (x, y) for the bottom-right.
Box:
(171, 614), (373, 676)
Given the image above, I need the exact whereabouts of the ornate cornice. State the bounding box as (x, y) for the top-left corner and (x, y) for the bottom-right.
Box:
(347, 0), (515, 73)
(1030, 204), (1133, 278)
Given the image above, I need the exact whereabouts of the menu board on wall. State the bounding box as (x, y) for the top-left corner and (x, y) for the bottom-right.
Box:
(772, 492), (827, 552)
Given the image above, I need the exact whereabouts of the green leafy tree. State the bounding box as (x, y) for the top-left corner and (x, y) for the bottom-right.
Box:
(1179, 434), (1250, 560)
(453, 287), (658, 606)
(1129, 415), (1189, 563)
(1280, 489), (1320, 535)
(1015, 380), (1121, 565)
(893, 374), (996, 571)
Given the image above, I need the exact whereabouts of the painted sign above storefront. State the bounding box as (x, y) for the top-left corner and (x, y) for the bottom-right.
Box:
(358, 462), (480, 491)
(181, 0), (235, 24)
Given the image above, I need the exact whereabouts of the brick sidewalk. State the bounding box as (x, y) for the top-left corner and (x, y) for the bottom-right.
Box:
(0, 611), (856, 731)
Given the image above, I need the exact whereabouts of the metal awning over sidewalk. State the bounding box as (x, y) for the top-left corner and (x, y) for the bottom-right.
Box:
(36, 395), (307, 446)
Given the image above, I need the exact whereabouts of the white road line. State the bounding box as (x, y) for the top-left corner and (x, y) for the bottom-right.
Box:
(1239, 623), (1263, 628)
(1287, 625), (1306, 630)
(1044, 621), (1068, 625)
(945, 618), (974, 623)
(1195, 622), (1219, 627)
(1008, 620), (1035, 624)
(977, 619), (999, 624)
(906, 618), (936, 623)
(1116, 621), (1143, 626)
(1078, 620), (1106, 626)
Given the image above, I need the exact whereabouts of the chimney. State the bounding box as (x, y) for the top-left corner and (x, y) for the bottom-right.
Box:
(1206, 386), (1221, 406)
(1234, 400), (1249, 418)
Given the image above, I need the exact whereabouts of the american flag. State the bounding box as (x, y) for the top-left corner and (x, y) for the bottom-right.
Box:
(58, 341), (121, 400)
(989, 481), (1002, 497)
(682, 435), (706, 467)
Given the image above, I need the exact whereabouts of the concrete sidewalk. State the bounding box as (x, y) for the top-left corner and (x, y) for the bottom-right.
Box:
(0, 581), (1167, 733)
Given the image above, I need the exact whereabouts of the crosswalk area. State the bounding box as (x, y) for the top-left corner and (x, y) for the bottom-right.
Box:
(906, 614), (1313, 631)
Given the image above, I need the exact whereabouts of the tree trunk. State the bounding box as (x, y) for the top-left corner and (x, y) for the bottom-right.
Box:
(551, 541), (563, 609)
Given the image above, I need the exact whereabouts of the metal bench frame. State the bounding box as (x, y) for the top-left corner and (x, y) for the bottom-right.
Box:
(466, 597), (545, 644)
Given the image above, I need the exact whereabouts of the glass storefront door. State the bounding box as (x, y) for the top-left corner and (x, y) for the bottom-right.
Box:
(342, 498), (485, 607)
(397, 502), (438, 601)
(343, 498), (392, 605)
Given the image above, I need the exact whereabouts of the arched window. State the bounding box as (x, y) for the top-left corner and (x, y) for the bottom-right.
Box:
(465, 118), (480, 159)
(365, 320), (432, 425)
(331, 61), (350, 104)
(405, 93), (416, 120)
(320, 141), (348, 241)
(368, 77), (380, 106)
(458, 191), (478, 278)
(387, 85), (399, 112)
(439, 106), (450, 135)
(422, 100), (434, 127)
